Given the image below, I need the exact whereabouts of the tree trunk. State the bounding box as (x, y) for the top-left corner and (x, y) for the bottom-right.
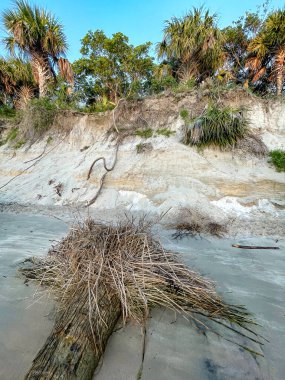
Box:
(31, 54), (53, 98)
(275, 48), (285, 96)
(276, 69), (283, 96)
(24, 290), (121, 380)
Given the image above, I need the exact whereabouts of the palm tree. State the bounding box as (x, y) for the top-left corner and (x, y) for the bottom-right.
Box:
(2, 0), (73, 97)
(0, 57), (34, 105)
(157, 7), (224, 83)
(247, 10), (285, 95)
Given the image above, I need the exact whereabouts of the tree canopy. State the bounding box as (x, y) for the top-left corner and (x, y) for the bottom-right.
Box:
(0, 57), (34, 106)
(1, 1), (285, 113)
(2, 0), (73, 97)
(157, 7), (224, 83)
(247, 9), (285, 94)
(73, 30), (154, 106)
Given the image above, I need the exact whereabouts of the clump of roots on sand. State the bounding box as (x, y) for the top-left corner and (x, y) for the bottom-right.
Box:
(20, 217), (264, 356)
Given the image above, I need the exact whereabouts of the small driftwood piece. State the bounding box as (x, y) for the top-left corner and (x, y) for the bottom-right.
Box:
(232, 244), (279, 250)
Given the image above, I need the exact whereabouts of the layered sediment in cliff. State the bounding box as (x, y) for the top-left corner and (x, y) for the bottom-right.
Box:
(0, 91), (284, 236)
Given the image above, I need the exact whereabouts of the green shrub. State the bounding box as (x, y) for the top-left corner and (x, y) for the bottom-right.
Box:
(13, 139), (26, 149)
(82, 102), (115, 113)
(47, 79), (80, 110)
(268, 150), (285, 172)
(174, 78), (196, 93)
(0, 126), (20, 147)
(0, 105), (16, 119)
(19, 98), (57, 137)
(180, 109), (189, 120)
(30, 98), (57, 132)
(135, 128), (153, 138)
(136, 142), (153, 153)
(156, 128), (175, 137)
(207, 82), (238, 101)
(184, 105), (248, 149)
(149, 75), (178, 94)
(47, 136), (53, 144)
(6, 127), (19, 141)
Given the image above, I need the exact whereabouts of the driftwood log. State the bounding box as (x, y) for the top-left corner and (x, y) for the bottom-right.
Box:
(24, 293), (120, 380)
(232, 244), (279, 250)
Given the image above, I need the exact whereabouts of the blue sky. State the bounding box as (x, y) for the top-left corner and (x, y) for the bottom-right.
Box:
(0, 0), (284, 61)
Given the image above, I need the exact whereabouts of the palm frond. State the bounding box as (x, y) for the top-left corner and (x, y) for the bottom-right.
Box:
(57, 57), (74, 84)
(158, 7), (224, 82)
(184, 105), (248, 149)
(252, 67), (267, 82)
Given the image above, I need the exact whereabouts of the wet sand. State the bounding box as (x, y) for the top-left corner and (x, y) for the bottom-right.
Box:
(0, 213), (67, 380)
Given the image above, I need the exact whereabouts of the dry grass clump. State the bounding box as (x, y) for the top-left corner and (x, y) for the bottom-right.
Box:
(21, 218), (262, 353)
(172, 208), (227, 239)
(173, 221), (226, 239)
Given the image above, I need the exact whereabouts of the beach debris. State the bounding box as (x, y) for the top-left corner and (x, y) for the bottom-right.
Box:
(21, 218), (263, 379)
(171, 208), (227, 239)
(80, 145), (90, 152)
(54, 182), (63, 196)
(232, 244), (280, 250)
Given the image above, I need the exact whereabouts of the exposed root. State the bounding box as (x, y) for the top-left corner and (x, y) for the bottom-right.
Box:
(85, 143), (120, 207)
(84, 99), (128, 207)
(86, 144), (120, 180)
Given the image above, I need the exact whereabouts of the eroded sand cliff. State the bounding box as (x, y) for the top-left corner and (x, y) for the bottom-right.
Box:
(0, 91), (284, 235)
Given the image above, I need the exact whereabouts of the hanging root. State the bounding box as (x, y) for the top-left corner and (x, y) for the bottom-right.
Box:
(85, 103), (125, 207)
(85, 142), (120, 207)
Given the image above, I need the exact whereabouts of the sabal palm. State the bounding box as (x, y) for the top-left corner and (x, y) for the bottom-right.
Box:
(0, 57), (33, 104)
(157, 7), (224, 82)
(2, 0), (73, 97)
(247, 10), (285, 95)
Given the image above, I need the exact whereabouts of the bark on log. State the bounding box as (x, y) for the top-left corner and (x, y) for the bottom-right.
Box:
(232, 244), (279, 250)
(24, 290), (121, 380)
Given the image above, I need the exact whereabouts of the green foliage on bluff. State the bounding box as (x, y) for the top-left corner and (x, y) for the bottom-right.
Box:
(1, 1), (285, 117)
(157, 7), (224, 83)
(73, 30), (154, 108)
(1, 0), (73, 100)
(268, 150), (285, 172)
(184, 105), (248, 149)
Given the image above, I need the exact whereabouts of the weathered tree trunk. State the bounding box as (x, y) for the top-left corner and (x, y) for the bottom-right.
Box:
(275, 48), (285, 96)
(24, 290), (121, 380)
(31, 54), (53, 98)
(276, 68), (283, 96)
